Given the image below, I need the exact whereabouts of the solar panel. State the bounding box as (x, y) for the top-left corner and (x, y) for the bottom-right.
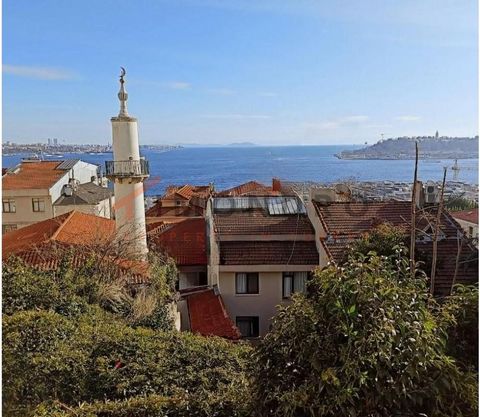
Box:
(56, 159), (80, 170)
(213, 196), (306, 215)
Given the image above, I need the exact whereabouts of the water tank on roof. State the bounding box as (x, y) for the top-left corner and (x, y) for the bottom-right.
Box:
(63, 184), (73, 197)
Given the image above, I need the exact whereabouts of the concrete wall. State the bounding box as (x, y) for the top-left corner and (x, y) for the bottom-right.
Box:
(2, 190), (54, 230)
(53, 198), (113, 219)
(219, 271), (284, 337)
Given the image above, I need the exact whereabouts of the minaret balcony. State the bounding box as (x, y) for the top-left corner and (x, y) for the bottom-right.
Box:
(105, 159), (149, 179)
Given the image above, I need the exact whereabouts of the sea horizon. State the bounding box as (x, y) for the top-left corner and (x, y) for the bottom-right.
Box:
(3, 144), (478, 195)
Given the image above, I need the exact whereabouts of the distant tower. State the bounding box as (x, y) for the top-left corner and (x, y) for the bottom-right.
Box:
(106, 68), (149, 258)
(435, 130), (439, 139)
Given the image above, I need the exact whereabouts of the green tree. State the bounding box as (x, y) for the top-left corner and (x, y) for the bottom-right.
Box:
(251, 248), (477, 417)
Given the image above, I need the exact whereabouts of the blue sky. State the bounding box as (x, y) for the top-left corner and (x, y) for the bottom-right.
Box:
(3, 0), (478, 145)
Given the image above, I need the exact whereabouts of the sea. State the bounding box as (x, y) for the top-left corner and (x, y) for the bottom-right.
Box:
(2, 145), (478, 196)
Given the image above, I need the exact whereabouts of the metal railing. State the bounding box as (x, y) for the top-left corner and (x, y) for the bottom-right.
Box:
(105, 159), (149, 177)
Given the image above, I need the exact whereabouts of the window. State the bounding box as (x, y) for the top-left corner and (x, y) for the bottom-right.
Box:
(2, 224), (17, 234)
(283, 271), (308, 298)
(235, 272), (259, 294)
(469, 226), (474, 237)
(2, 199), (16, 213)
(32, 198), (45, 212)
(236, 316), (259, 338)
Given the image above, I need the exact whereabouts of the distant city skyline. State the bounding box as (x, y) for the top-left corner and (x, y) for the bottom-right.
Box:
(3, 0), (478, 145)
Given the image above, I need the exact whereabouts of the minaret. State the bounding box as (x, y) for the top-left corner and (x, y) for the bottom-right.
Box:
(106, 68), (149, 258)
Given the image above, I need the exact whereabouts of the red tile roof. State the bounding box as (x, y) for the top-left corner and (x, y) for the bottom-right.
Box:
(314, 201), (412, 236)
(145, 184), (211, 217)
(146, 205), (204, 218)
(182, 287), (241, 339)
(451, 209), (478, 225)
(2, 161), (69, 190)
(148, 218), (207, 265)
(11, 243), (149, 285)
(216, 181), (280, 197)
(214, 209), (314, 235)
(219, 241), (319, 265)
(314, 201), (478, 296)
(2, 211), (115, 257)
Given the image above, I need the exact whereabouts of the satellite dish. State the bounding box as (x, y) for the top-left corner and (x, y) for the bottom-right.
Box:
(335, 183), (351, 195)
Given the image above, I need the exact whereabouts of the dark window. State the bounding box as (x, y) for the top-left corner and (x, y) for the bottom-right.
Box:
(283, 272), (308, 298)
(198, 271), (208, 286)
(3, 199), (16, 213)
(236, 316), (259, 338)
(235, 272), (259, 294)
(32, 198), (45, 212)
(469, 226), (474, 237)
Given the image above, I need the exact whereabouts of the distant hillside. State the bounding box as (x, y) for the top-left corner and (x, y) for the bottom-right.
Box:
(337, 136), (479, 160)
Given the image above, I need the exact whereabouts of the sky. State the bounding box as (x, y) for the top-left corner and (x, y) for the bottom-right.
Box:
(3, 0), (479, 145)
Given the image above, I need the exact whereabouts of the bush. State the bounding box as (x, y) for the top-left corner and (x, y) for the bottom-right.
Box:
(3, 308), (251, 417)
(251, 248), (478, 417)
(443, 284), (479, 371)
(347, 223), (408, 260)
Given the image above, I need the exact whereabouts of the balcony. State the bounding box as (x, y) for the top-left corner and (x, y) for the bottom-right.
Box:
(105, 159), (149, 179)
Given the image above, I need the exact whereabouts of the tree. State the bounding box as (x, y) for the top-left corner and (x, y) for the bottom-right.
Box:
(251, 248), (477, 417)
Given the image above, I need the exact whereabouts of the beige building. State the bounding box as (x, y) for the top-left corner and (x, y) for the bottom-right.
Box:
(451, 209), (478, 242)
(207, 196), (319, 337)
(2, 159), (112, 233)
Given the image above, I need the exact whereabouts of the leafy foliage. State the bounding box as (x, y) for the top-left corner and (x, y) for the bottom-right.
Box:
(3, 308), (251, 417)
(347, 223), (408, 260)
(442, 284), (479, 372)
(252, 248), (478, 417)
(2, 248), (251, 417)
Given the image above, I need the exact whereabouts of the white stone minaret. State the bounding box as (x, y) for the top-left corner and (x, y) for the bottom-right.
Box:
(106, 68), (149, 258)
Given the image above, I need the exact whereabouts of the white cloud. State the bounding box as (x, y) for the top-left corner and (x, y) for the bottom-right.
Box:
(205, 88), (236, 95)
(258, 91), (278, 97)
(200, 114), (271, 120)
(395, 115), (421, 122)
(166, 81), (191, 90)
(3, 65), (75, 80)
(340, 115), (369, 123)
(304, 115), (369, 131)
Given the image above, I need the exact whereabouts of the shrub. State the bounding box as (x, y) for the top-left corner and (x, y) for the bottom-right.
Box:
(3, 309), (251, 417)
(442, 284), (479, 371)
(251, 248), (478, 417)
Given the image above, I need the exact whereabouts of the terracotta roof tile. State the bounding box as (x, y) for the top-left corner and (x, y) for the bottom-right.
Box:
(2, 161), (69, 190)
(314, 201), (478, 296)
(214, 209), (314, 235)
(451, 209), (478, 225)
(2, 211), (115, 257)
(219, 241), (319, 265)
(182, 287), (241, 339)
(148, 218), (207, 266)
(216, 181), (280, 197)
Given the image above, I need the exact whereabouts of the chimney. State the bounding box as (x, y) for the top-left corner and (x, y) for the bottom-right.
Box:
(272, 177), (282, 192)
(414, 180), (425, 208)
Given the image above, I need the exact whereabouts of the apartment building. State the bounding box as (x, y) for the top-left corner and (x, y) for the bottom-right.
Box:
(207, 196), (319, 338)
(2, 159), (112, 233)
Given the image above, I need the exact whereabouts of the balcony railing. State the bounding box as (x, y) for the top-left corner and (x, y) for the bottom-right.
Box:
(105, 159), (149, 178)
